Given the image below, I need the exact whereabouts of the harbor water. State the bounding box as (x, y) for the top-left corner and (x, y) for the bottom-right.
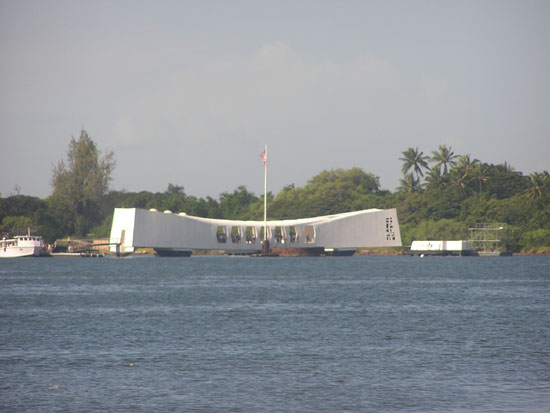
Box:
(1, 255), (549, 412)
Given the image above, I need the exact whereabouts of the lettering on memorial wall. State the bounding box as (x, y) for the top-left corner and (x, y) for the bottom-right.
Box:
(386, 217), (395, 241)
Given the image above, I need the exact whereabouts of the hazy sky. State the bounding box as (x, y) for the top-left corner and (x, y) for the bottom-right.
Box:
(1, 0), (549, 200)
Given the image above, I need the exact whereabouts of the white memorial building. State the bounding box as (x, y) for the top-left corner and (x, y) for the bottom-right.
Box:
(109, 207), (402, 256)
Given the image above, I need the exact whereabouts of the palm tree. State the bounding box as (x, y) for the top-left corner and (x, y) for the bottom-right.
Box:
(431, 144), (459, 175)
(450, 154), (479, 196)
(472, 164), (489, 194)
(399, 147), (429, 180)
(527, 171), (549, 200)
(398, 173), (421, 193)
(424, 166), (444, 189)
(453, 154), (479, 175)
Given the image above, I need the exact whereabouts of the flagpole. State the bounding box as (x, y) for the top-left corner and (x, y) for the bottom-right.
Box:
(263, 144), (267, 243)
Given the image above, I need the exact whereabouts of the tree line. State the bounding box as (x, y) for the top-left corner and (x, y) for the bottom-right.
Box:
(1, 131), (549, 253)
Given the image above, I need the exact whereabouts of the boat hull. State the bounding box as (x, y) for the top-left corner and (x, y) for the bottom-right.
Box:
(154, 248), (192, 257)
(0, 245), (44, 258)
(272, 247), (325, 257)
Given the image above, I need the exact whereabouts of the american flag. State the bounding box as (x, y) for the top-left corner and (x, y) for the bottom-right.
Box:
(260, 151), (266, 166)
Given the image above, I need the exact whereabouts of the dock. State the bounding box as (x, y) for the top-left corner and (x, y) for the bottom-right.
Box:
(51, 251), (104, 258)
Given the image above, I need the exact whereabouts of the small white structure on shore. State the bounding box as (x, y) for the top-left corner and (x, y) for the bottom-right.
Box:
(109, 207), (402, 256)
(410, 240), (475, 256)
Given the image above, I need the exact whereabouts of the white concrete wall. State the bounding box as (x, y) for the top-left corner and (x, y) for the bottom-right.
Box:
(446, 240), (474, 251)
(411, 240), (474, 252)
(109, 207), (403, 252)
(411, 241), (443, 251)
(109, 208), (136, 253)
(316, 209), (401, 249)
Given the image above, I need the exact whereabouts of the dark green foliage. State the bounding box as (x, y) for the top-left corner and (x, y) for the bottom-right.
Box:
(269, 168), (381, 218)
(218, 186), (259, 219)
(51, 129), (115, 236)
(482, 163), (528, 199)
(0, 196), (65, 243)
(33, 206), (67, 243)
(268, 184), (305, 219)
(401, 219), (469, 246)
(391, 144), (550, 251)
(397, 173), (421, 193)
(0, 195), (47, 222)
(0, 216), (33, 236)
(4, 141), (549, 252)
(521, 229), (550, 251)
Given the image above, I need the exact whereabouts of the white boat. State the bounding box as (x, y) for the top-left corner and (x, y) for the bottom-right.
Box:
(1, 235), (46, 258)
